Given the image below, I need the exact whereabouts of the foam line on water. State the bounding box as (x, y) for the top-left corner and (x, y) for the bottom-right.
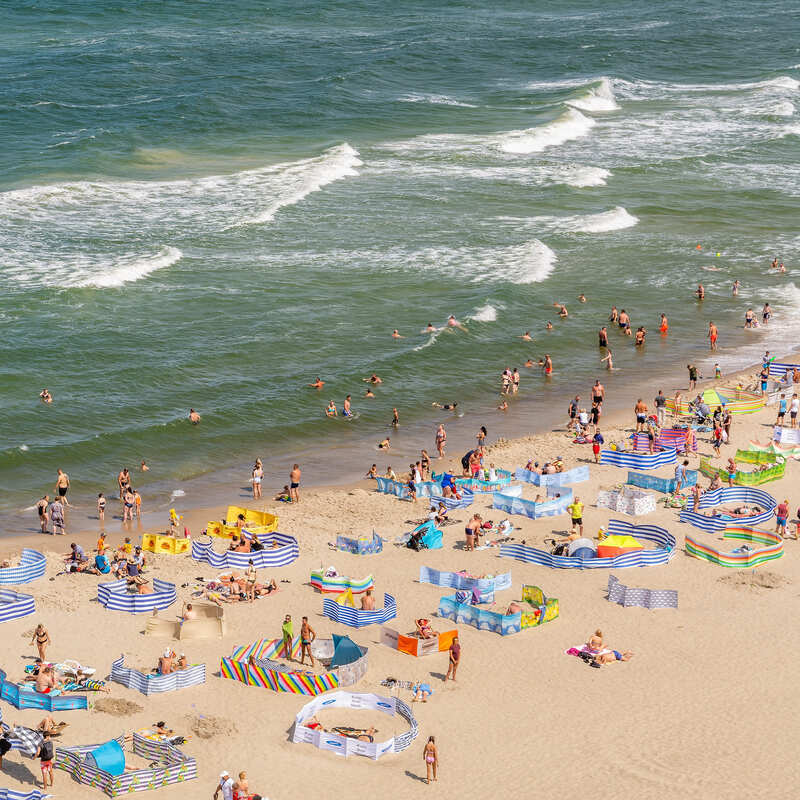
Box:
(501, 206), (639, 234)
(566, 77), (620, 112)
(497, 108), (596, 154)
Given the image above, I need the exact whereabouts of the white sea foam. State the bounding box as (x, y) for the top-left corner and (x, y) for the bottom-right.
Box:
(555, 165), (612, 187)
(19, 445), (29, 452)
(0, 144), (360, 288)
(566, 77), (620, 112)
(234, 143), (362, 226)
(170, 489), (186, 502)
(428, 240), (557, 284)
(466, 303), (501, 322)
(769, 101), (795, 116)
(502, 206), (639, 234)
(71, 247), (183, 288)
(398, 93), (477, 108)
(497, 108), (596, 154)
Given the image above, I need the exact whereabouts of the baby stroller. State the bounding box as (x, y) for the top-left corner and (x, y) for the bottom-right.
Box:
(687, 399), (712, 426)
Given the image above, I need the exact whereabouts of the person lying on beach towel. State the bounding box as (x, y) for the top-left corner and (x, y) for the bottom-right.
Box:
(414, 618), (437, 639)
(412, 682), (434, 702)
(36, 717), (68, 736)
(566, 629), (634, 668)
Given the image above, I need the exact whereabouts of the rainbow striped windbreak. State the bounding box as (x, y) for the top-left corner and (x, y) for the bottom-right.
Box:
(685, 527), (784, 568)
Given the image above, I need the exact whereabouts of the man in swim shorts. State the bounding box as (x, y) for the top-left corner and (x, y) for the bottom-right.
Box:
(634, 398), (648, 432)
(289, 464), (301, 503)
(54, 469), (71, 506)
(299, 616), (316, 667)
(708, 321), (718, 351)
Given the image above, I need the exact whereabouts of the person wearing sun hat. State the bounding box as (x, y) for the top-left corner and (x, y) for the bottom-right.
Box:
(214, 770), (234, 800)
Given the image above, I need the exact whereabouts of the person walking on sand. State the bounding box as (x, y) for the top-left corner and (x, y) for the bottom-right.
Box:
(675, 460), (689, 493)
(299, 616), (316, 667)
(776, 498), (790, 538)
(37, 730), (55, 790)
(289, 464), (301, 503)
(54, 469), (71, 507)
(445, 635), (460, 681)
(567, 497), (584, 536)
(791, 393), (799, 429)
(50, 497), (65, 535)
(31, 623), (51, 661)
(245, 559), (257, 603)
(36, 495), (49, 534)
(708, 321), (718, 351)
(252, 459), (263, 499)
(423, 736), (438, 784)
(435, 424), (446, 458)
(214, 770), (234, 800)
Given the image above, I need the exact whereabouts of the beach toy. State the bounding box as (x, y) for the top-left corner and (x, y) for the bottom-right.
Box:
(292, 690), (418, 759)
(85, 739), (125, 776)
(597, 534), (643, 559)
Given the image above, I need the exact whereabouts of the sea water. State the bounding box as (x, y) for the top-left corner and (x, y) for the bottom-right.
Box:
(1, 0), (799, 517)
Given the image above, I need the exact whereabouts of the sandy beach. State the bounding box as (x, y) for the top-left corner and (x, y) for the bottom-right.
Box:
(2, 357), (800, 800)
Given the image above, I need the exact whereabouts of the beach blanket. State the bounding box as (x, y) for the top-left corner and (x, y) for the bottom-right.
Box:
(565, 644), (612, 658)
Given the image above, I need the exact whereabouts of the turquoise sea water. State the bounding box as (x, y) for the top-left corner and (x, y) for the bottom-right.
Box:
(1, 1), (799, 517)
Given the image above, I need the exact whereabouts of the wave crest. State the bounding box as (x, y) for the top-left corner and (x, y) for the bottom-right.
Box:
(498, 108), (595, 154)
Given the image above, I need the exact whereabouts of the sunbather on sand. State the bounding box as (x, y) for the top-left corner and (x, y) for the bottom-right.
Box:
(361, 589), (376, 610)
(35, 666), (60, 694)
(157, 649), (175, 675)
(36, 717), (67, 735)
(594, 648), (634, 665)
(505, 602), (522, 615)
(332, 725), (377, 743)
(415, 618), (437, 639)
(254, 578), (278, 597)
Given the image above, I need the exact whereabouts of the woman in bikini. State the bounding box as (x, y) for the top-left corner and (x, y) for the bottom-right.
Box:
(31, 624), (51, 661)
(251, 459), (263, 499)
(424, 736), (438, 784)
(435, 424), (446, 458)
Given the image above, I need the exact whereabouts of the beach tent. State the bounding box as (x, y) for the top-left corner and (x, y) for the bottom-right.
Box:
(421, 525), (443, 550)
(330, 634), (363, 668)
(568, 538), (596, 559)
(597, 534), (643, 559)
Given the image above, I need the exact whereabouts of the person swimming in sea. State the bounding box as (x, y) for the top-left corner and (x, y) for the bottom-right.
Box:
(424, 322), (437, 333)
(391, 329), (403, 338)
(309, 377), (325, 389)
(578, 293), (586, 303)
(39, 388), (53, 404)
(545, 321), (553, 330)
(447, 315), (466, 330)
(432, 402), (458, 410)
(378, 437), (391, 450)
(520, 331), (532, 341)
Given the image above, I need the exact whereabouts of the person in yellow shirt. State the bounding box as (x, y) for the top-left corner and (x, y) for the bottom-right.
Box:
(96, 532), (106, 553)
(567, 497), (584, 536)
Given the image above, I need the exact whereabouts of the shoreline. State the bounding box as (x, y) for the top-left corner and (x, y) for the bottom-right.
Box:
(3, 346), (790, 550)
